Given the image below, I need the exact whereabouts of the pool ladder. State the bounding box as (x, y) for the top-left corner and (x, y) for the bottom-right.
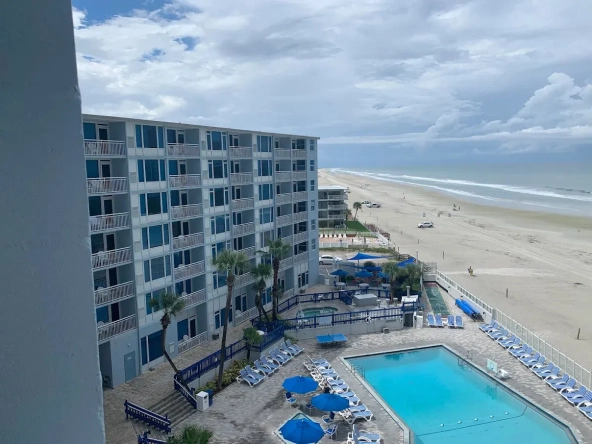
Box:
(351, 364), (366, 380)
(458, 351), (473, 371)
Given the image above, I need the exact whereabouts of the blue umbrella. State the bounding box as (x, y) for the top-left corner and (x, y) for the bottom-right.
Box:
(378, 272), (388, 278)
(330, 269), (348, 277)
(279, 418), (324, 444)
(354, 269), (373, 278)
(311, 393), (349, 412)
(398, 258), (417, 267)
(348, 252), (386, 261)
(282, 376), (319, 394)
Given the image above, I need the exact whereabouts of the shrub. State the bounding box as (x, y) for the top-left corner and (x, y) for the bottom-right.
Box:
(167, 425), (213, 444)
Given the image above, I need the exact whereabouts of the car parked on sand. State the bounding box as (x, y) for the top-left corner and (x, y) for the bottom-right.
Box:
(366, 203), (381, 208)
(319, 254), (343, 265)
(417, 221), (434, 228)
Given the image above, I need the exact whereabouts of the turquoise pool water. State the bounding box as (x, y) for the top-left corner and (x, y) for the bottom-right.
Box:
(347, 346), (577, 444)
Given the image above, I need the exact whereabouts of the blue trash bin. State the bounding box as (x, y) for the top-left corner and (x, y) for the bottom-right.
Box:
(206, 389), (213, 406)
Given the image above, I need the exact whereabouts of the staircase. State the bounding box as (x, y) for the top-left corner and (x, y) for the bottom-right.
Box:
(149, 391), (197, 429)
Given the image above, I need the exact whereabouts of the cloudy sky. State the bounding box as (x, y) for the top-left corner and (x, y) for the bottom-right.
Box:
(73, 0), (592, 167)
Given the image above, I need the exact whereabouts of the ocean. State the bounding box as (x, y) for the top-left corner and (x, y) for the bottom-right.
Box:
(331, 163), (592, 217)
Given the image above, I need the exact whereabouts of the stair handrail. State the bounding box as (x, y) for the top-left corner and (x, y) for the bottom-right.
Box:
(124, 400), (171, 434)
(174, 377), (197, 409)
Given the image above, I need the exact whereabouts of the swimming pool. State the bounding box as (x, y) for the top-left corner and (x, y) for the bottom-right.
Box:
(297, 306), (338, 318)
(347, 346), (577, 444)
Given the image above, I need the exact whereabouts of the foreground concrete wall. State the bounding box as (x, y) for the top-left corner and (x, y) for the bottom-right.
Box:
(0, 2), (106, 442)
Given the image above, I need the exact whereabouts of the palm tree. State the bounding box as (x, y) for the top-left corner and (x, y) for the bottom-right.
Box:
(382, 261), (401, 304)
(166, 425), (213, 444)
(243, 327), (263, 361)
(148, 293), (191, 391)
(252, 262), (272, 323)
(352, 201), (362, 220)
(262, 239), (291, 321)
(405, 263), (423, 293)
(211, 249), (250, 391)
(346, 208), (352, 221)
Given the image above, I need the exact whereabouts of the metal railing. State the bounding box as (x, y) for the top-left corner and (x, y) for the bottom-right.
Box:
(293, 212), (308, 223)
(293, 252), (309, 263)
(84, 140), (126, 156)
(281, 235), (293, 245)
(328, 203), (347, 210)
(238, 246), (256, 259)
(292, 171), (307, 180)
(167, 143), (200, 157)
(95, 281), (135, 306)
(89, 212), (130, 232)
(235, 307), (259, 326)
(87, 177), (128, 194)
(292, 149), (307, 159)
(230, 172), (253, 184)
(98, 315), (137, 342)
(274, 171), (291, 182)
(169, 174), (201, 188)
(253, 326), (285, 351)
(279, 257), (294, 270)
(274, 149), (291, 159)
(173, 261), (205, 281)
(180, 289), (207, 309)
(276, 214), (293, 226)
(178, 331), (209, 354)
(292, 191), (308, 202)
(232, 197), (254, 211)
(91, 247), (132, 269)
(171, 204), (203, 220)
(229, 147), (253, 158)
(173, 378), (197, 409)
(233, 222), (254, 236)
(275, 193), (292, 204)
(124, 400), (171, 434)
(178, 339), (247, 384)
(235, 272), (255, 288)
(293, 232), (308, 243)
(173, 233), (204, 250)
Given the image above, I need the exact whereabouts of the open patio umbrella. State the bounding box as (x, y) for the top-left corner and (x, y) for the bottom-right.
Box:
(330, 269), (348, 277)
(279, 418), (324, 444)
(398, 258), (416, 267)
(377, 272), (388, 279)
(282, 376), (319, 394)
(354, 269), (373, 278)
(348, 252), (386, 261)
(311, 393), (349, 412)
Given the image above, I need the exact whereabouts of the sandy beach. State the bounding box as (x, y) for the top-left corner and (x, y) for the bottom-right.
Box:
(319, 169), (592, 369)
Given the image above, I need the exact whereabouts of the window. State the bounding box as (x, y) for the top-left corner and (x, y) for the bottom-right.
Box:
(210, 214), (231, 235)
(211, 241), (229, 260)
(207, 131), (227, 151)
(309, 140), (315, 151)
(135, 124), (164, 148)
(235, 294), (247, 312)
(140, 192), (168, 216)
(311, 200), (316, 211)
(310, 180), (315, 191)
(260, 230), (273, 248)
(142, 224), (170, 249)
(143, 256), (172, 282)
(86, 160), (99, 178)
(145, 287), (171, 315)
(166, 129), (184, 144)
(263, 287), (272, 305)
(213, 272), (228, 290)
(208, 160), (228, 179)
(311, 219), (316, 230)
(257, 135), (272, 152)
(140, 330), (164, 365)
(312, 239), (316, 250)
(138, 160), (166, 182)
(293, 160), (306, 171)
(298, 272), (309, 288)
(258, 160), (272, 176)
(209, 187), (229, 207)
(294, 139), (305, 150)
(258, 184), (273, 200)
(214, 306), (233, 329)
(309, 160), (315, 172)
(259, 207), (274, 224)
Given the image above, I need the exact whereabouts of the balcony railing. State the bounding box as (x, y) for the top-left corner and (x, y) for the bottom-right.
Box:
(294, 252), (309, 263)
(84, 140), (126, 157)
(328, 194), (348, 200)
(292, 150), (307, 159)
(229, 147), (253, 158)
(178, 331), (208, 354)
(292, 171), (307, 180)
(97, 315), (137, 343)
(169, 174), (201, 188)
(275, 193), (292, 205)
(232, 198), (254, 211)
(274, 172), (291, 182)
(168, 143), (200, 157)
(276, 214), (293, 226)
(293, 232), (308, 243)
(328, 203), (347, 210)
(89, 212), (130, 233)
(281, 235), (293, 245)
(173, 261), (205, 281)
(87, 178), (128, 195)
(293, 212), (308, 223)
(230, 173), (253, 184)
(238, 246), (256, 259)
(292, 191), (308, 202)
(234, 223), (255, 236)
(94, 281), (135, 306)
(171, 204), (203, 220)
(235, 272), (255, 288)
(275, 149), (291, 159)
(279, 257), (294, 270)
(235, 307), (259, 326)
(180, 289), (206, 309)
(91, 247), (132, 269)
(173, 233), (204, 250)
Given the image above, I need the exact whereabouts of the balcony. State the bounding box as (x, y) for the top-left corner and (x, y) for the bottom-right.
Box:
(279, 257), (294, 270)
(178, 331), (208, 354)
(180, 289), (206, 309)
(293, 212), (308, 223)
(234, 222), (255, 236)
(84, 140), (126, 157)
(173, 261), (205, 281)
(232, 197), (254, 211)
(97, 315), (137, 343)
(281, 235), (293, 245)
(173, 233), (204, 250)
(238, 246), (256, 259)
(276, 214), (293, 227)
(169, 174), (201, 188)
(230, 173), (253, 184)
(94, 281), (135, 307)
(171, 204), (203, 220)
(275, 149), (291, 159)
(275, 193), (292, 205)
(292, 191), (308, 202)
(235, 272), (255, 288)
(292, 150), (307, 159)
(328, 193), (348, 201)
(91, 247), (132, 270)
(292, 171), (307, 180)
(274, 171), (291, 182)
(328, 203), (347, 210)
(235, 306), (258, 326)
(293, 232), (308, 243)
(89, 212), (130, 233)
(294, 252), (309, 263)
(168, 143), (200, 157)
(229, 146), (253, 158)
(87, 178), (128, 195)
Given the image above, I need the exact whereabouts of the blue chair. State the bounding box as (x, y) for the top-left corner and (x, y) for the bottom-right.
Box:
(286, 339), (304, 354)
(246, 366), (266, 381)
(285, 391), (297, 405)
(546, 373), (569, 387)
(261, 356), (280, 371)
(324, 423), (338, 440)
(237, 369), (262, 387)
(427, 314), (437, 328)
(489, 328), (508, 340)
(254, 360), (275, 376)
(435, 315), (444, 327)
(349, 424), (381, 443)
(519, 353), (541, 366)
(533, 364), (558, 379)
(551, 377), (576, 392)
(447, 315), (456, 328)
(562, 386), (588, 402)
(479, 320), (498, 332)
(455, 316), (464, 328)
(511, 346), (532, 358)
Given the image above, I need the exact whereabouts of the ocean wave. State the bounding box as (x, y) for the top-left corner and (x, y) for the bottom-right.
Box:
(550, 187), (592, 195)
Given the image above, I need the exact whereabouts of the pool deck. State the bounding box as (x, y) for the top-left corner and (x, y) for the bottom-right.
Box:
(104, 294), (592, 443)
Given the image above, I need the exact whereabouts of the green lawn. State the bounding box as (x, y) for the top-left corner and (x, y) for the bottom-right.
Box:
(346, 220), (370, 232)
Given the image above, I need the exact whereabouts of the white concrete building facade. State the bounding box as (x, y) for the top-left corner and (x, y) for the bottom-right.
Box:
(84, 114), (319, 387)
(318, 185), (348, 228)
